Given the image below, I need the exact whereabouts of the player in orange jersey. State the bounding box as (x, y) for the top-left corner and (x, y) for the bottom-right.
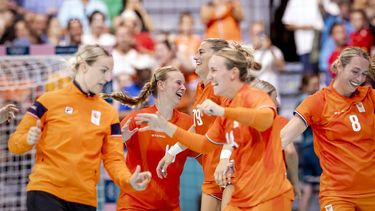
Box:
(281, 47), (375, 211)
(135, 43), (293, 210)
(156, 38), (232, 211)
(8, 45), (151, 211)
(214, 79), (300, 206)
(104, 66), (196, 211)
(0, 104), (18, 124)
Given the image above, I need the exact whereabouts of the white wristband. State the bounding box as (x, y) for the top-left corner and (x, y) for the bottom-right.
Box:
(220, 149), (232, 160)
(168, 143), (185, 156)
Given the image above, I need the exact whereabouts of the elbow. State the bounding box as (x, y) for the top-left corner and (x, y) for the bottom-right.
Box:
(200, 140), (218, 154)
(257, 114), (274, 132)
(280, 129), (289, 150)
(284, 144), (297, 157)
(8, 143), (23, 155)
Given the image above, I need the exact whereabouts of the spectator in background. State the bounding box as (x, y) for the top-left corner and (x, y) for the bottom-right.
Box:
(82, 10), (115, 46)
(115, 55), (155, 118)
(47, 16), (64, 46)
(65, 18), (83, 46)
(320, 0), (352, 48)
(296, 73), (322, 211)
(58, 0), (110, 33)
(349, 9), (374, 53)
(112, 25), (138, 79)
(282, 0), (324, 72)
(116, 0), (154, 32)
(201, 0), (244, 41)
(327, 23), (348, 82)
(12, 19), (34, 46)
(0, 8), (17, 45)
(248, 21), (285, 102)
(28, 13), (48, 44)
(175, 11), (201, 83)
(117, 9), (155, 54)
(319, 0), (353, 75)
(155, 40), (179, 69)
(21, 0), (61, 16)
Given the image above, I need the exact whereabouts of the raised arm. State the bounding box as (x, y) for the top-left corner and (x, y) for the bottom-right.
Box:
(135, 113), (221, 154)
(197, 99), (275, 132)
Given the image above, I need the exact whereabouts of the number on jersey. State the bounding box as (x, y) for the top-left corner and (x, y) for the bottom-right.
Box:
(349, 114), (361, 132)
(193, 109), (203, 126)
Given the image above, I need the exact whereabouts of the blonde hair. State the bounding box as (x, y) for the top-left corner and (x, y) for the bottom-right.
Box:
(214, 42), (262, 82)
(331, 47), (370, 76)
(204, 38), (230, 52)
(69, 45), (111, 72)
(250, 79), (276, 95)
(102, 66), (180, 106)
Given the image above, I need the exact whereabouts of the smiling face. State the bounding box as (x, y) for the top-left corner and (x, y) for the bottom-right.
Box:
(207, 55), (234, 97)
(81, 56), (113, 94)
(194, 41), (215, 79)
(157, 70), (186, 107)
(335, 56), (369, 96)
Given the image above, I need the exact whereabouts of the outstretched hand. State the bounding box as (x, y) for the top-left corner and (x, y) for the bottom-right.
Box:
(121, 118), (138, 143)
(134, 113), (169, 132)
(0, 104), (18, 123)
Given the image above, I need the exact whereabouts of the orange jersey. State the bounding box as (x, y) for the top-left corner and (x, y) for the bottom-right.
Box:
(205, 4), (241, 41)
(206, 84), (293, 208)
(117, 105), (194, 210)
(262, 115), (289, 166)
(295, 83), (375, 198)
(192, 81), (230, 197)
(8, 82), (132, 207)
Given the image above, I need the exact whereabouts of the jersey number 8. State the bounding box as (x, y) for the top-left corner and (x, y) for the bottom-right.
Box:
(349, 114), (361, 132)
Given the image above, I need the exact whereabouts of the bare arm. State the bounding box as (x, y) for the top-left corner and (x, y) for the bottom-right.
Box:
(231, 0), (244, 22)
(284, 143), (301, 198)
(200, 3), (215, 25)
(280, 115), (308, 149)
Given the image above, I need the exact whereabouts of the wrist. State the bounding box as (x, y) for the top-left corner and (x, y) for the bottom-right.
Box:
(220, 149), (232, 159)
(168, 144), (185, 156)
(218, 106), (225, 116)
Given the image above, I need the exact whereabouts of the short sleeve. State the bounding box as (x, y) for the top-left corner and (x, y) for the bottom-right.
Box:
(205, 117), (226, 144)
(295, 93), (323, 127)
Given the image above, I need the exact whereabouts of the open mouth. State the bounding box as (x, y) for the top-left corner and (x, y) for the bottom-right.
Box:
(349, 81), (360, 88)
(176, 91), (184, 98)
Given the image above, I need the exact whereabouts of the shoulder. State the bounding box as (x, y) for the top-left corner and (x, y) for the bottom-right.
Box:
(176, 111), (193, 122)
(174, 110), (193, 129)
(36, 88), (66, 106)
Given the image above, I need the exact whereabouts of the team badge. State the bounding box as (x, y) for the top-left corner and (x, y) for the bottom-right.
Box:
(91, 110), (101, 126)
(65, 106), (73, 114)
(355, 102), (365, 113)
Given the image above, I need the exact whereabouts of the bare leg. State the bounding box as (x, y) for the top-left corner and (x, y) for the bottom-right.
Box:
(221, 185), (234, 211)
(299, 183), (312, 211)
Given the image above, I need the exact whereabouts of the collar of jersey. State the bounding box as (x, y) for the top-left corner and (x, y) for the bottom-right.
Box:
(73, 80), (96, 97)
